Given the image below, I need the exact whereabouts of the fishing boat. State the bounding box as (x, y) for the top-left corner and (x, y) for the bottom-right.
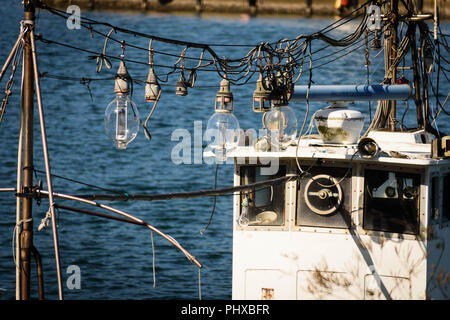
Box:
(228, 86), (450, 300)
(2, 0), (448, 301)
(220, 3), (450, 300)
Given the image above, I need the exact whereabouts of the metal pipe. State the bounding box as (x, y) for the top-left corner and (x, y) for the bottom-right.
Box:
(19, 3), (34, 300)
(31, 246), (44, 300)
(16, 44), (25, 300)
(291, 84), (411, 102)
(55, 203), (146, 226)
(30, 28), (64, 300)
(38, 190), (203, 269)
(0, 31), (25, 83)
(388, 0), (399, 131)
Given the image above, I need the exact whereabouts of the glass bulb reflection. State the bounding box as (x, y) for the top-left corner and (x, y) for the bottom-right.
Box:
(206, 112), (240, 161)
(265, 104), (297, 147)
(104, 94), (140, 150)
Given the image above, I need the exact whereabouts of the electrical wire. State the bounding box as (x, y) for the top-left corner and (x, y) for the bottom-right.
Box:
(199, 164), (219, 234)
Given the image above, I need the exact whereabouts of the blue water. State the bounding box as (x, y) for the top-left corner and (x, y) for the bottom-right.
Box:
(0, 3), (448, 300)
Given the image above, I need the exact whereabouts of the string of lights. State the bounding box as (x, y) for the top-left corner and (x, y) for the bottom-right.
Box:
(3, 0), (447, 163)
(36, 33), (378, 87)
(27, 0), (450, 149)
(35, 0), (374, 85)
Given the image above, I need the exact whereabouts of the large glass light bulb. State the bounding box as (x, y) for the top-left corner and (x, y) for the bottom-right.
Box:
(265, 104), (297, 148)
(205, 76), (240, 161)
(104, 94), (140, 150)
(206, 112), (240, 161)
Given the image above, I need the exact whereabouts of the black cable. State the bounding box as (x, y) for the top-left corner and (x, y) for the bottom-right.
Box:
(37, 35), (220, 72)
(35, 0), (380, 80)
(37, 31), (378, 89)
(33, 168), (131, 198)
(199, 164), (219, 234)
(33, 174), (301, 202)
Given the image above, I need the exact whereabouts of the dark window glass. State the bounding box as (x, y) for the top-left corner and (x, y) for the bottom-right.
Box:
(363, 170), (420, 235)
(431, 176), (439, 220)
(443, 174), (450, 220)
(297, 166), (352, 229)
(239, 166), (286, 227)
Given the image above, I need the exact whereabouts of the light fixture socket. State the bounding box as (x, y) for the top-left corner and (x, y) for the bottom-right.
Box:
(268, 71), (290, 107)
(175, 76), (188, 96)
(371, 30), (382, 50)
(215, 77), (234, 113)
(145, 67), (161, 102)
(114, 60), (130, 95)
(252, 74), (272, 113)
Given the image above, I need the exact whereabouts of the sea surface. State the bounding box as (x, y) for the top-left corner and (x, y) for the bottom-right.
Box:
(0, 2), (448, 300)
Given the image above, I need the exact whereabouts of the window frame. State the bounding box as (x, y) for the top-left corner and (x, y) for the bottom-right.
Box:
(234, 161), (291, 231)
(357, 164), (425, 240)
(295, 163), (354, 230)
(440, 170), (450, 228)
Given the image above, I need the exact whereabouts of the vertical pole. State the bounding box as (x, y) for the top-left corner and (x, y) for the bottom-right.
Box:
(19, 1), (34, 300)
(16, 26), (26, 300)
(388, 0), (398, 130)
(30, 27), (64, 300)
(409, 23), (425, 129)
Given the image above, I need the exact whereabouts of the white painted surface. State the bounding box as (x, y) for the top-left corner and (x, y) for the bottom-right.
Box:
(229, 131), (450, 299)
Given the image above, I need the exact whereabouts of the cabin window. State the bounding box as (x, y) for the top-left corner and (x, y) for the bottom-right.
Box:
(363, 170), (420, 235)
(296, 166), (352, 229)
(431, 176), (440, 220)
(443, 173), (450, 221)
(239, 165), (286, 227)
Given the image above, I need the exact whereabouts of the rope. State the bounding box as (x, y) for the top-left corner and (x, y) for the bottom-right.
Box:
(38, 207), (52, 231)
(12, 218), (33, 272)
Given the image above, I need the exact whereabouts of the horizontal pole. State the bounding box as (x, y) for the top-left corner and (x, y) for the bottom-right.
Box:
(291, 84), (411, 102)
(37, 190), (203, 269)
(55, 204), (146, 226)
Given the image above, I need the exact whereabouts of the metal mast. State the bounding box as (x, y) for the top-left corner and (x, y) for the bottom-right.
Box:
(19, 0), (35, 300)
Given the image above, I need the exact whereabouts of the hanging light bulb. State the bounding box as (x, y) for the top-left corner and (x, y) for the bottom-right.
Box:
(262, 71), (298, 150)
(104, 60), (140, 150)
(265, 101), (297, 149)
(205, 76), (240, 161)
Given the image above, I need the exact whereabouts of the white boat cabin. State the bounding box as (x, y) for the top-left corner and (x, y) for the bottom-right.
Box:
(229, 129), (450, 300)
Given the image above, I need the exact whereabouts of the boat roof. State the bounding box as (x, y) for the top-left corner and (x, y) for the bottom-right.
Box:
(207, 129), (450, 167)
